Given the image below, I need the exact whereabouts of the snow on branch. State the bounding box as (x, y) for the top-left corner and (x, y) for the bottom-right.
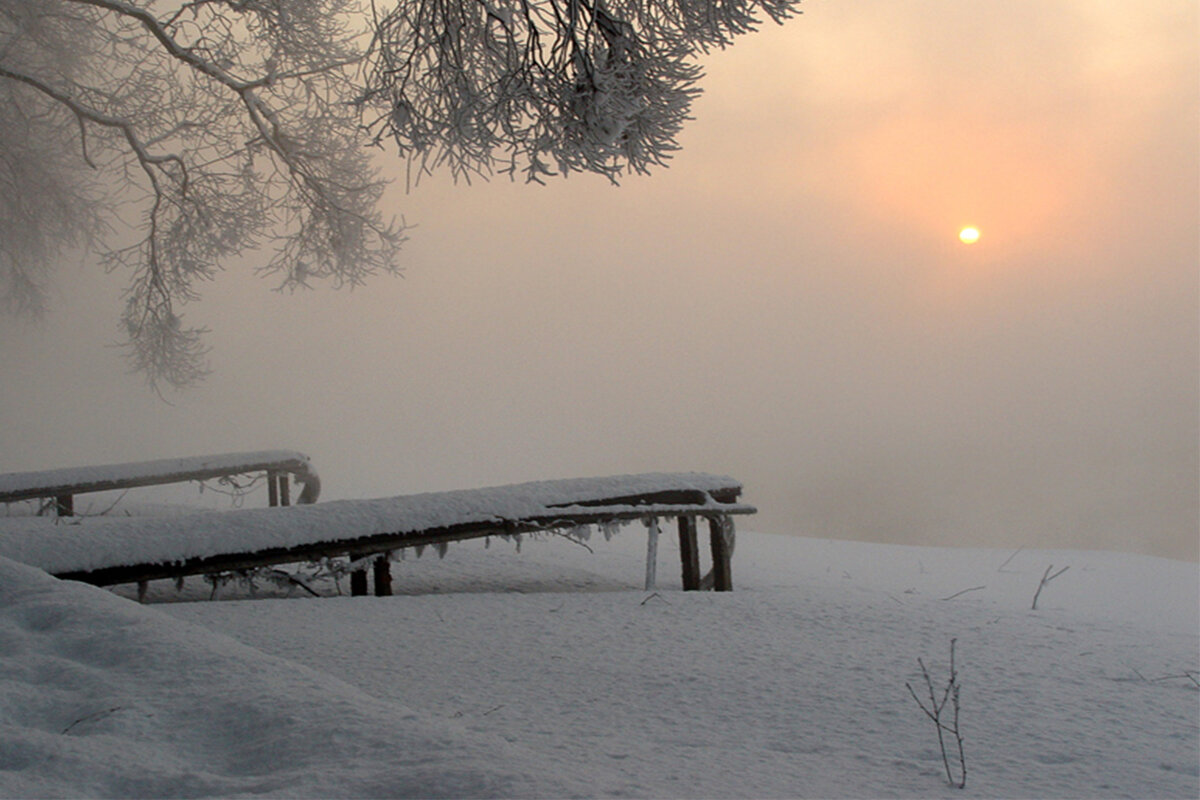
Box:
(362, 0), (801, 183)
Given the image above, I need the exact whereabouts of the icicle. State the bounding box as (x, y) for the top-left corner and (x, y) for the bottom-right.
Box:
(435, 541), (449, 559)
(515, 535), (522, 554)
(414, 544), (426, 558)
(485, 536), (491, 549)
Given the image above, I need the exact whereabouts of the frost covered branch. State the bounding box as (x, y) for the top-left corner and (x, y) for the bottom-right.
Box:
(363, 0), (801, 183)
(1, 0), (404, 387)
(2, 0), (801, 387)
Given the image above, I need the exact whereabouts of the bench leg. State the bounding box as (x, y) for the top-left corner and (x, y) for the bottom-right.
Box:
(350, 568), (369, 596)
(709, 516), (733, 592)
(374, 556), (392, 597)
(644, 518), (660, 590)
(678, 516), (700, 590)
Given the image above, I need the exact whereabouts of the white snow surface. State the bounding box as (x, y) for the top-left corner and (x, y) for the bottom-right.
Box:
(0, 473), (745, 575)
(0, 451), (314, 500)
(2, 529), (1197, 799)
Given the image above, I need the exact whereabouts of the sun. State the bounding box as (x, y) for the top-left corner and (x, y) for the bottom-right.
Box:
(958, 226), (981, 244)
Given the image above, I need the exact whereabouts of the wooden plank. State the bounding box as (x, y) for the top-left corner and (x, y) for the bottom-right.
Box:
(278, 474), (290, 507)
(678, 516), (700, 590)
(45, 491), (754, 589)
(0, 451), (320, 505)
(267, 471), (279, 507)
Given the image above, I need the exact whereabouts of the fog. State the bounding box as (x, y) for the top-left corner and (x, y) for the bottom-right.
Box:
(1, 0), (1196, 560)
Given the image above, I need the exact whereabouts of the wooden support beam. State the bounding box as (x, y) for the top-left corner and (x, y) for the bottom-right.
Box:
(267, 471), (279, 507)
(373, 556), (392, 597)
(350, 568), (369, 596)
(54, 494), (73, 517)
(678, 516), (700, 590)
(644, 517), (660, 590)
(278, 474), (290, 507)
(708, 516), (732, 592)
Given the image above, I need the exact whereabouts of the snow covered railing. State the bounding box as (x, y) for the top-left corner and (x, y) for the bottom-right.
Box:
(0, 473), (753, 595)
(0, 450), (321, 514)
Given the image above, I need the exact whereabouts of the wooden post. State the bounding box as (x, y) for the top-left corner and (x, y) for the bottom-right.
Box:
(644, 517), (660, 590)
(708, 516), (732, 592)
(374, 556), (392, 597)
(278, 473), (290, 506)
(678, 516), (700, 590)
(350, 568), (369, 596)
(54, 494), (73, 516)
(137, 580), (149, 603)
(267, 471), (279, 507)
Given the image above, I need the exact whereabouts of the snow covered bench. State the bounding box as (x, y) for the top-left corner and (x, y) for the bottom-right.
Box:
(0, 473), (754, 596)
(0, 450), (321, 514)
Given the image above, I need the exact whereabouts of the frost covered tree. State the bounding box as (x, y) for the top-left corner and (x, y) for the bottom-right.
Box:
(1, 0), (401, 387)
(0, 0), (799, 388)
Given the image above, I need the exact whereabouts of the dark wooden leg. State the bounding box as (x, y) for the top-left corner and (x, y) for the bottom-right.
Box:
(708, 516), (732, 592)
(678, 516), (700, 590)
(374, 557), (392, 596)
(267, 471), (279, 507)
(278, 474), (290, 506)
(55, 494), (74, 516)
(350, 568), (369, 596)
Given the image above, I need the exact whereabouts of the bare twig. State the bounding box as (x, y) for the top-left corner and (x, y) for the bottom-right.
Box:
(549, 529), (594, 553)
(906, 638), (967, 789)
(640, 591), (669, 606)
(62, 706), (124, 735)
(941, 585), (986, 601)
(1031, 564), (1069, 610)
(997, 547), (1023, 573)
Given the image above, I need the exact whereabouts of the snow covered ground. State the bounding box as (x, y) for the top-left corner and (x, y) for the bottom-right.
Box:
(2, 526), (1197, 798)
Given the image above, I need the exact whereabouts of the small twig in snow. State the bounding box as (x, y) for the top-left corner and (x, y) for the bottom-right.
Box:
(62, 706), (123, 735)
(941, 586), (986, 601)
(1031, 564), (1069, 610)
(997, 547), (1023, 573)
(906, 638), (967, 790)
(640, 592), (669, 606)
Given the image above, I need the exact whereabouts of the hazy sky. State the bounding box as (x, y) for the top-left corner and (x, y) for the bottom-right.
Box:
(2, 0), (1196, 560)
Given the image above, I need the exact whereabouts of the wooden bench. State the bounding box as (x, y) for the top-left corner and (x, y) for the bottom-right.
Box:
(0, 450), (321, 514)
(0, 472), (753, 595)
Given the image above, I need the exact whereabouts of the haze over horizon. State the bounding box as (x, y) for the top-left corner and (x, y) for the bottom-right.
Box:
(1, 0), (1196, 561)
